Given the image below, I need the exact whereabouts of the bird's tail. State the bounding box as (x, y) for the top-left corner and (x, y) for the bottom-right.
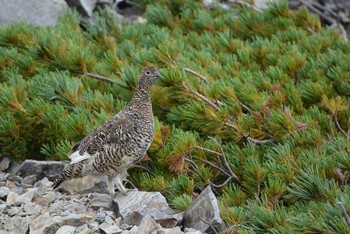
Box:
(52, 174), (67, 189)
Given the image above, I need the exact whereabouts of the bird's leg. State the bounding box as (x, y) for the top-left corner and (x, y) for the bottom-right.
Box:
(107, 176), (116, 196)
(115, 175), (128, 195)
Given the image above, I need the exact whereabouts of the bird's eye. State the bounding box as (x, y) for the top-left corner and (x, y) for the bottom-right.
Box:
(146, 71), (151, 75)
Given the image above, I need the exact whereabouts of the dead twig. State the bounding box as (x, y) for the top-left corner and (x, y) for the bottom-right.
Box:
(81, 72), (115, 84)
(297, 0), (336, 25)
(334, 113), (347, 137)
(182, 82), (220, 111)
(183, 67), (209, 83)
(337, 201), (350, 227)
(208, 136), (241, 183)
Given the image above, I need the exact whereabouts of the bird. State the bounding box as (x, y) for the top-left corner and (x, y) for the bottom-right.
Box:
(52, 67), (162, 195)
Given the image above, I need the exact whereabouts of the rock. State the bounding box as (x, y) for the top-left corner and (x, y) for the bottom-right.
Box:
(138, 215), (160, 234)
(95, 209), (107, 224)
(33, 191), (56, 206)
(16, 160), (66, 181)
(0, 216), (31, 233)
(0, 0), (68, 27)
(99, 222), (123, 234)
(184, 228), (203, 234)
(22, 175), (38, 186)
(0, 157), (10, 172)
(59, 175), (110, 194)
(115, 190), (174, 225)
(76, 224), (90, 233)
(6, 206), (19, 216)
(89, 193), (113, 210)
(0, 186), (10, 200)
(55, 225), (76, 234)
(183, 186), (224, 234)
(30, 212), (86, 234)
(7, 188), (37, 205)
(156, 212), (184, 228)
(20, 202), (42, 216)
(10, 186), (24, 195)
(0, 203), (8, 213)
(65, 0), (97, 17)
(152, 226), (183, 234)
(129, 226), (139, 234)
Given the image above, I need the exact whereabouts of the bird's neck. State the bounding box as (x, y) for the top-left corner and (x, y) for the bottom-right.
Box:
(128, 88), (153, 114)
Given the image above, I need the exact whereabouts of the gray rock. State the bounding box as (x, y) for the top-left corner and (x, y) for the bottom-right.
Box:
(0, 186), (10, 200)
(55, 225), (76, 234)
(89, 193), (113, 210)
(115, 190), (174, 225)
(10, 186), (24, 195)
(120, 230), (130, 234)
(16, 160), (66, 181)
(138, 215), (160, 234)
(76, 224), (90, 233)
(65, 0), (97, 17)
(0, 216), (31, 233)
(183, 186), (224, 234)
(22, 175), (38, 186)
(151, 226), (183, 234)
(30, 212), (86, 234)
(95, 209), (107, 224)
(99, 222), (123, 234)
(156, 212), (184, 228)
(184, 228), (203, 234)
(0, 0), (67, 27)
(7, 188), (37, 205)
(129, 226), (138, 234)
(34, 177), (53, 188)
(6, 206), (19, 216)
(0, 203), (8, 213)
(20, 202), (42, 216)
(58, 175), (110, 194)
(33, 191), (56, 206)
(0, 172), (9, 181)
(0, 157), (10, 172)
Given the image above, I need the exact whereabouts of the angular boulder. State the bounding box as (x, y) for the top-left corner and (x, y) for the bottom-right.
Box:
(114, 190), (174, 225)
(183, 186), (225, 233)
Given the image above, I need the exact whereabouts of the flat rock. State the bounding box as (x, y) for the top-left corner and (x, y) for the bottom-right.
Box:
(30, 212), (86, 234)
(138, 215), (160, 234)
(0, 157), (10, 172)
(115, 190), (174, 225)
(7, 188), (37, 205)
(89, 193), (113, 210)
(16, 160), (66, 181)
(152, 226), (183, 234)
(0, 0), (67, 27)
(55, 225), (76, 234)
(183, 186), (224, 234)
(0, 186), (10, 200)
(184, 228), (203, 234)
(59, 175), (109, 194)
(99, 222), (123, 234)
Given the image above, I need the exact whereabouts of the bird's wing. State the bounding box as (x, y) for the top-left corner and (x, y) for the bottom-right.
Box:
(68, 114), (131, 165)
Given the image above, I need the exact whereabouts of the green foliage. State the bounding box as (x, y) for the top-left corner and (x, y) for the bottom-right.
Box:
(1, 1), (350, 232)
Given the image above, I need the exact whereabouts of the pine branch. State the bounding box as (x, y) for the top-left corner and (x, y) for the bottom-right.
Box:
(337, 201), (350, 227)
(334, 113), (347, 137)
(224, 122), (274, 144)
(182, 82), (219, 111)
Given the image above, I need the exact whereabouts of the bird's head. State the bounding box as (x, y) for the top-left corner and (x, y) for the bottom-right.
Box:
(137, 67), (162, 90)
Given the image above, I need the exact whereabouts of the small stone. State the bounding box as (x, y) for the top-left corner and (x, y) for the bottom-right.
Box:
(55, 225), (76, 234)
(105, 215), (116, 225)
(22, 175), (38, 186)
(8, 188), (37, 205)
(184, 228), (203, 234)
(183, 186), (225, 233)
(151, 226), (183, 234)
(7, 207), (19, 216)
(120, 230), (130, 234)
(138, 215), (160, 234)
(4, 180), (16, 189)
(20, 202), (42, 216)
(95, 209), (107, 224)
(99, 222), (123, 234)
(76, 224), (90, 233)
(129, 226), (139, 234)
(89, 193), (113, 210)
(0, 157), (11, 172)
(34, 177), (53, 188)
(0, 203), (8, 212)
(33, 191), (56, 206)
(6, 191), (19, 204)
(0, 187), (10, 200)
(10, 186), (24, 195)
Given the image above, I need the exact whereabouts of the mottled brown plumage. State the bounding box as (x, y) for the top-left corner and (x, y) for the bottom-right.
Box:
(52, 67), (162, 195)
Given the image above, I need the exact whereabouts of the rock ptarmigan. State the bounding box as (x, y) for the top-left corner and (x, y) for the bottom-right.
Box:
(52, 67), (162, 195)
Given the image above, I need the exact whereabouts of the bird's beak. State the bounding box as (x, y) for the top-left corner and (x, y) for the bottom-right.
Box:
(155, 70), (162, 79)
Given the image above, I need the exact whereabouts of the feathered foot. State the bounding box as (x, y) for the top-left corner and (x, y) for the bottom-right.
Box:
(107, 175), (128, 196)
